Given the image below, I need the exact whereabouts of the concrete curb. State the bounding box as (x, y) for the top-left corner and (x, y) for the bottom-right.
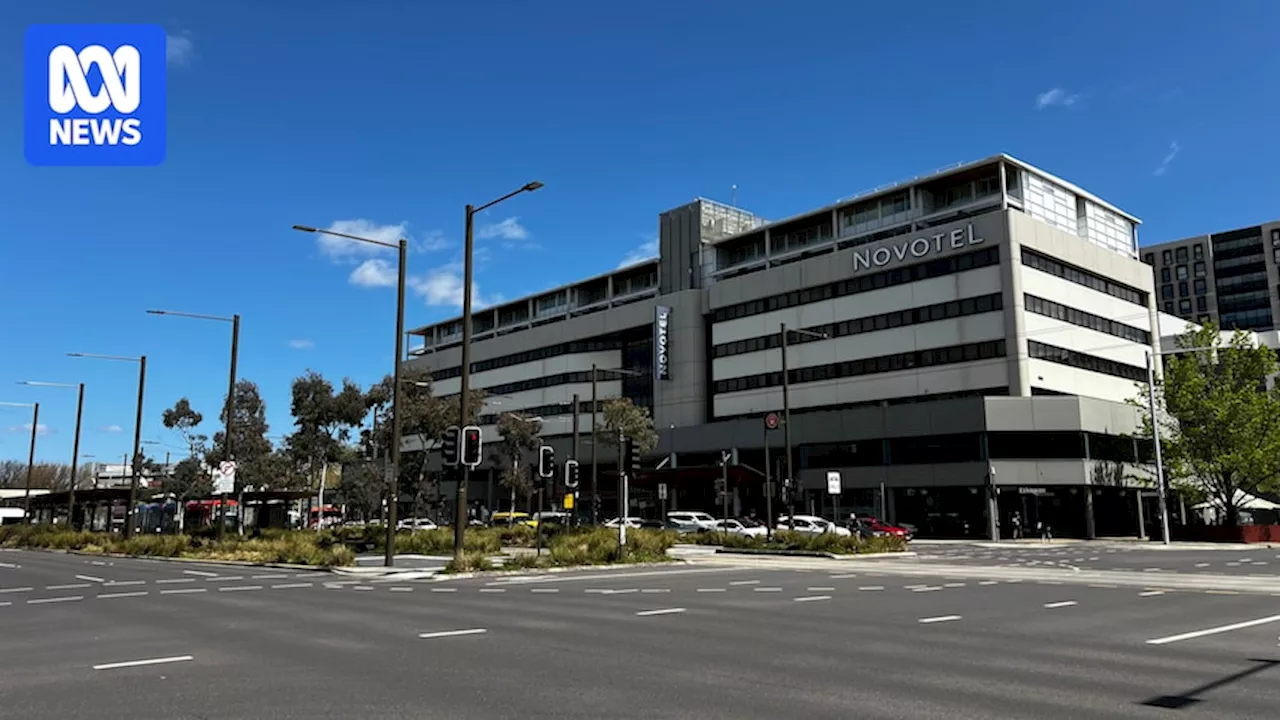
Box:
(432, 559), (688, 582)
(713, 548), (918, 560)
(27, 547), (334, 572)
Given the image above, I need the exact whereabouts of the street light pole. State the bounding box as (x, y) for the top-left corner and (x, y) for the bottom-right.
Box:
(1144, 345), (1216, 546)
(453, 181), (544, 560)
(1, 402), (40, 520)
(779, 323), (826, 530)
(17, 382), (86, 526)
(68, 353), (147, 538)
(590, 364), (598, 524)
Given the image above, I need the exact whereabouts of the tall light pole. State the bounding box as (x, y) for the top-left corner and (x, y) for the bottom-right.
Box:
(779, 323), (826, 529)
(1145, 344), (1217, 546)
(292, 225), (407, 567)
(0, 401), (39, 520)
(147, 309), (241, 539)
(455, 181), (544, 559)
(18, 381), (85, 526)
(68, 353), (146, 538)
(589, 364), (645, 524)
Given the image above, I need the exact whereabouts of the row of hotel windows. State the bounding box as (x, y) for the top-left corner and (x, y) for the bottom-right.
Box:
(1143, 243), (1204, 266)
(1027, 340), (1146, 382)
(1161, 279), (1208, 299)
(1020, 249), (1148, 306)
(713, 340), (1007, 395)
(710, 247), (1002, 324)
(710, 293), (1003, 359)
(1023, 295), (1151, 345)
(1159, 263), (1206, 282)
(427, 338), (626, 381)
(476, 398), (614, 426)
(1163, 297), (1210, 316)
(802, 432), (1153, 467)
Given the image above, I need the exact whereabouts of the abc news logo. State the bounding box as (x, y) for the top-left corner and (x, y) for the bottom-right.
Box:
(48, 44), (143, 146)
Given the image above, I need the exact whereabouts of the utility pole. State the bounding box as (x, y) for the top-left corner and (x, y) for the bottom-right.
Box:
(571, 392), (579, 526)
(781, 324), (795, 531)
(590, 364), (598, 525)
(1145, 350), (1172, 545)
(219, 316), (239, 541)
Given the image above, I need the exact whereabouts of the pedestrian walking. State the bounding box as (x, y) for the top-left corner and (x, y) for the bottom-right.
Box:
(1038, 520), (1052, 543)
(1010, 511), (1022, 540)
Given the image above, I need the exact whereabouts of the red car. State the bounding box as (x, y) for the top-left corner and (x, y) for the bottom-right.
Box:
(856, 517), (912, 540)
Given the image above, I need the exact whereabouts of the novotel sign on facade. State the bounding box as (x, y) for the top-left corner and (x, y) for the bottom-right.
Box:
(655, 305), (672, 381)
(852, 223), (985, 274)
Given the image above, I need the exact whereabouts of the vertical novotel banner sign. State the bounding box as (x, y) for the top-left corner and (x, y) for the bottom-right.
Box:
(655, 306), (672, 381)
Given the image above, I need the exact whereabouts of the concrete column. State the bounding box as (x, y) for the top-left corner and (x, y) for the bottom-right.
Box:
(1135, 489), (1146, 540)
(1000, 213), (1032, 396)
(1084, 487), (1096, 540)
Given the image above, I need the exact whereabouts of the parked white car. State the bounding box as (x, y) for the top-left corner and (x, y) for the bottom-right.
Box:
(604, 516), (645, 529)
(396, 518), (438, 531)
(776, 515), (852, 537)
(711, 518), (768, 538)
(666, 511), (719, 532)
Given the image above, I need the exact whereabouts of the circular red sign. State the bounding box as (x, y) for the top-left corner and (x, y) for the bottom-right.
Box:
(764, 412), (780, 430)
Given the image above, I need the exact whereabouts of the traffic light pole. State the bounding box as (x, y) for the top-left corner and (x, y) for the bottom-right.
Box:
(617, 430), (627, 551)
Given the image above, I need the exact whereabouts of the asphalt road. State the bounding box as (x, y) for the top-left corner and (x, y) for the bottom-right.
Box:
(3, 548), (1280, 719)
(915, 540), (1280, 576)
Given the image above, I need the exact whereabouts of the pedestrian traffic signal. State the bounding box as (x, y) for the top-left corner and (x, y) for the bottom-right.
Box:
(564, 459), (580, 489)
(461, 425), (483, 467)
(621, 438), (640, 478)
(441, 425), (460, 466)
(538, 445), (555, 478)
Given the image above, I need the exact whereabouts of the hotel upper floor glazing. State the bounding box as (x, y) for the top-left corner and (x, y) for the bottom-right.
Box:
(408, 154), (1140, 354)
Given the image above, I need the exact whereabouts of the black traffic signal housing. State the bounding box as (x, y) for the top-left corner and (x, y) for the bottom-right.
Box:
(441, 425), (460, 467)
(564, 459), (580, 489)
(461, 425), (483, 467)
(538, 445), (555, 479)
(621, 438), (640, 478)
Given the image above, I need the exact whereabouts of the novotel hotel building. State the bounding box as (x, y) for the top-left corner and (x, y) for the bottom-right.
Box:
(406, 154), (1166, 539)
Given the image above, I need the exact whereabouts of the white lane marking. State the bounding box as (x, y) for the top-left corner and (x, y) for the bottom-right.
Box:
(919, 615), (962, 624)
(430, 588), (457, 593)
(0, 562), (20, 568)
(530, 588), (559, 594)
(829, 574), (858, 579)
(1088, 584), (1118, 589)
(1147, 614), (1280, 645)
(1037, 581), (1064, 585)
(218, 585), (263, 592)
(271, 583), (313, 590)
(0, 601), (9, 607)
(1206, 590), (1240, 595)
(1143, 568), (1163, 573)
(635, 607), (686, 617)
(161, 588), (207, 595)
(183, 570), (218, 577)
(943, 583), (966, 588)
(46, 583), (91, 590)
(489, 567), (743, 586)
(729, 580), (760, 586)
(75, 575), (105, 583)
(390, 587), (414, 592)
(794, 595), (831, 603)
(90, 561), (107, 566)
(98, 591), (148, 599)
(28, 596), (83, 604)
(478, 588), (505, 593)
(105, 580), (145, 587)
(641, 589), (670, 594)
(753, 587), (783, 592)
(912, 587), (942, 593)
(1227, 562), (1241, 567)
(859, 586), (884, 591)
(603, 589), (638, 595)
(807, 587), (836, 592)
(419, 628), (487, 639)
(94, 655), (193, 671)
(903, 584), (927, 589)
(696, 588), (726, 593)
(251, 574), (289, 579)
(156, 578), (195, 584)
(1140, 590), (1166, 597)
(1255, 561), (1269, 566)
(207, 576), (245, 582)
(1044, 601), (1078, 609)
(978, 580), (1000, 586)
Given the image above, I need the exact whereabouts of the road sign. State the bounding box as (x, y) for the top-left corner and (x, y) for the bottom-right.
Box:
(657, 482), (668, 501)
(764, 412), (780, 430)
(826, 471), (842, 495)
(213, 460), (236, 494)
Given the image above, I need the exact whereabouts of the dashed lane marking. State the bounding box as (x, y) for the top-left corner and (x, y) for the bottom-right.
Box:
(794, 595), (832, 603)
(219, 585), (264, 592)
(207, 576), (246, 582)
(530, 588), (559, 594)
(98, 591), (148, 599)
(752, 587), (783, 593)
(430, 588), (457, 593)
(28, 596), (83, 605)
(807, 587), (836, 592)
(75, 575), (105, 583)
(1044, 601), (1078, 609)
(0, 587), (33, 594)
(389, 587), (413, 592)
(978, 580), (1000, 586)
(1139, 590), (1167, 597)
(635, 607), (686, 617)
(156, 578), (195, 584)
(252, 574), (290, 580)
(272, 583), (313, 590)
(918, 615), (962, 624)
(696, 588), (726, 593)
(478, 588), (506, 593)
(859, 586), (884, 591)
(183, 570), (218, 577)
(105, 580), (145, 587)
(46, 583), (91, 590)
(1147, 614), (1280, 645)
(160, 588), (206, 595)
(419, 629), (487, 639)
(729, 580), (760, 586)
(94, 655), (193, 671)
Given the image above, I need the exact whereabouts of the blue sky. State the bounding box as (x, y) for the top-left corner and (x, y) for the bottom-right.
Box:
(2, 1), (1279, 465)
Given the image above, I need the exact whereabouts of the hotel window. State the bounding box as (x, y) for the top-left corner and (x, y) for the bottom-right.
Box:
(1175, 247), (1188, 262)
(1274, 248), (1280, 264)
(1162, 285), (1174, 299)
(1143, 253), (1154, 265)
(1164, 301), (1174, 313)
(1194, 261), (1206, 277)
(1160, 267), (1171, 283)
(1162, 250), (1173, 264)
(1194, 243), (1204, 259)
(1194, 278), (1207, 295)
(1176, 265), (1189, 280)
(1272, 229), (1280, 246)
(1178, 281), (1189, 297)
(1179, 299), (1193, 314)
(1197, 296), (1208, 312)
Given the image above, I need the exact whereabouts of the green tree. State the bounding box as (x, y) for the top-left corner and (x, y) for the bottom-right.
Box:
(161, 398), (208, 459)
(490, 412), (542, 513)
(161, 456), (213, 502)
(285, 371), (368, 489)
(1138, 324), (1280, 525)
(597, 397), (658, 452)
(207, 380), (275, 491)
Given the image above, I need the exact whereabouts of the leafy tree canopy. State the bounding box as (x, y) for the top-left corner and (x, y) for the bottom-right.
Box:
(597, 397), (658, 453)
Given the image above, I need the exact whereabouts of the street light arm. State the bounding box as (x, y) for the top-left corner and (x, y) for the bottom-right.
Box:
(0, 401), (36, 408)
(472, 181), (544, 214)
(290, 224), (399, 250)
(17, 381), (78, 389)
(68, 352), (142, 363)
(147, 309), (235, 323)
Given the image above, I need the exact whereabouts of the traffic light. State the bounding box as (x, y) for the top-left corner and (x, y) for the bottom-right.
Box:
(621, 438), (640, 478)
(538, 445), (555, 478)
(564, 459), (580, 489)
(441, 425), (460, 467)
(461, 425), (483, 467)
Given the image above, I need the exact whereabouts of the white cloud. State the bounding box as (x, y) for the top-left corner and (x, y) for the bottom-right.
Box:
(348, 258), (398, 288)
(477, 217), (529, 241)
(618, 237), (659, 268)
(416, 230), (451, 252)
(408, 268), (498, 309)
(1154, 141), (1181, 177)
(1035, 88), (1080, 110)
(166, 32), (195, 67)
(288, 339), (315, 350)
(101, 424), (123, 434)
(316, 219), (408, 260)
(8, 423), (51, 436)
